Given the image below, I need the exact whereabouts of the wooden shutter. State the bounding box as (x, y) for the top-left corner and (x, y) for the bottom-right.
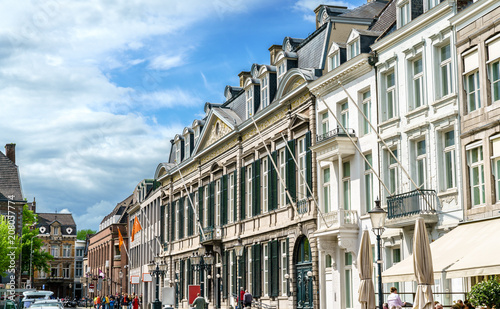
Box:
(233, 170), (238, 222)
(253, 244), (262, 298)
(187, 259), (192, 285)
(188, 193), (194, 236)
(223, 251), (228, 298)
(198, 186), (204, 233)
(209, 182), (214, 228)
(240, 167), (246, 220)
(232, 250), (237, 295)
(286, 139), (297, 204)
(286, 238), (290, 296)
(270, 151), (278, 211)
(253, 160), (261, 216)
(180, 260), (185, 299)
(222, 175), (228, 225)
(160, 205), (165, 243)
(305, 131), (312, 197)
(171, 201), (176, 241)
(179, 197), (184, 239)
(270, 240), (279, 297)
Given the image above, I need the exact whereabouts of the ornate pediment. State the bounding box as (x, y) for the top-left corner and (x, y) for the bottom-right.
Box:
(195, 112), (234, 154)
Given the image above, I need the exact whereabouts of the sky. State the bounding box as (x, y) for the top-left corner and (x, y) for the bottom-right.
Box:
(0, 0), (365, 231)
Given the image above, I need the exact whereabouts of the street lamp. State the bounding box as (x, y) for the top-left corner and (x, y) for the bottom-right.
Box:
(190, 246), (214, 299)
(148, 258), (167, 309)
(368, 198), (387, 309)
(234, 240), (244, 309)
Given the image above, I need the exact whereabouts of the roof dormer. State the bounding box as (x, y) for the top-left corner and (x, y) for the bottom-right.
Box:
(327, 42), (346, 71)
(347, 30), (361, 60)
(173, 134), (184, 163)
(275, 50), (298, 85)
(244, 77), (260, 119)
(258, 65), (277, 109)
(182, 127), (194, 159)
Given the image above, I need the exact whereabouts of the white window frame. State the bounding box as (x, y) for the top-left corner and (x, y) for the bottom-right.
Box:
(492, 136), (500, 202)
(323, 167), (331, 213)
(246, 87), (253, 118)
(415, 139), (427, 189)
(280, 240), (287, 296)
(465, 70), (481, 112)
(383, 71), (396, 120)
(329, 52), (340, 71)
(342, 161), (351, 210)
(229, 251), (234, 298)
(246, 165), (253, 218)
(387, 148), (399, 196)
(261, 75), (269, 108)
(348, 40), (359, 60)
(194, 191), (199, 231)
(176, 141), (181, 163)
(215, 179), (221, 226)
(364, 154), (373, 213)
(278, 62), (286, 83)
(263, 243), (269, 296)
(184, 135), (190, 158)
(298, 137), (307, 200)
(467, 143), (485, 206)
(247, 247), (253, 293)
(442, 130), (456, 190)
(176, 200), (180, 239)
(63, 266), (70, 278)
(228, 174), (234, 223)
(340, 101), (349, 130)
(53, 226), (59, 235)
(490, 59), (500, 102)
(411, 57), (424, 109)
(185, 198), (189, 236)
(439, 44), (452, 98)
(262, 157), (269, 213)
(399, 2), (410, 27)
(279, 149), (286, 207)
(63, 244), (71, 257)
(51, 246), (59, 258)
(321, 111), (329, 135)
(428, 0), (439, 10)
(361, 90), (371, 135)
(344, 252), (353, 309)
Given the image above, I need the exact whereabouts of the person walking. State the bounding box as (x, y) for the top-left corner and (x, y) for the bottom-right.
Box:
(243, 290), (252, 308)
(191, 293), (206, 309)
(122, 294), (128, 309)
(132, 295), (139, 309)
(387, 287), (405, 309)
(239, 288), (245, 309)
(96, 296), (102, 309)
(110, 297), (115, 309)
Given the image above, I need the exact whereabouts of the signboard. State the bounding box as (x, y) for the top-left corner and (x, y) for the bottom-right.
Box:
(130, 276), (140, 284)
(188, 285), (201, 305)
(89, 289), (94, 293)
(89, 284), (95, 289)
(142, 273), (152, 282)
(161, 287), (175, 306)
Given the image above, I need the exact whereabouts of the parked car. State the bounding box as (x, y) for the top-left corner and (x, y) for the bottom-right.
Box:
(21, 292), (54, 309)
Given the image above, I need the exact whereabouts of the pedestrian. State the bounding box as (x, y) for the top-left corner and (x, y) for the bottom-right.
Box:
(191, 293), (206, 309)
(132, 295), (139, 309)
(122, 294), (128, 309)
(96, 295), (102, 309)
(243, 290), (252, 308)
(383, 303), (389, 309)
(127, 294), (133, 309)
(387, 287), (405, 309)
(105, 295), (110, 309)
(239, 288), (245, 309)
(110, 297), (115, 309)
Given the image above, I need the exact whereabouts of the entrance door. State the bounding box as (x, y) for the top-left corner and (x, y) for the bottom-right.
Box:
(295, 237), (313, 309)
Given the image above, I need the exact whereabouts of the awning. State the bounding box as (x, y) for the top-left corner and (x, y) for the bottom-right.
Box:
(382, 217), (500, 283)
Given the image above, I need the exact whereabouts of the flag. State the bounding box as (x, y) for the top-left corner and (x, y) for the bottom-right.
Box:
(131, 216), (142, 242)
(118, 229), (124, 249)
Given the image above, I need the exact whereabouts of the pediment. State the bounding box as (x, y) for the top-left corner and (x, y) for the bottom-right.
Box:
(192, 110), (235, 154)
(347, 29), (360, 44)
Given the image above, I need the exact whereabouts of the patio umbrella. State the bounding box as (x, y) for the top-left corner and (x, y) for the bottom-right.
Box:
(413, 217), (434, 309)
(358, 230), (375, 309)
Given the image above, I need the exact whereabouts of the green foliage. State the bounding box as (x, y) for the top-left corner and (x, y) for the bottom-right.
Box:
(21, 205), (53, 275)
(468, 278), (500, 309)
(77, 229), (96, 240)
(0, 214), (20, 276)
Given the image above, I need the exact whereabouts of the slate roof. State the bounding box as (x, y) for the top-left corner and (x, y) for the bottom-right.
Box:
(225, 90), (246, 121)
(0, 150), (23, 201)
(37, 213), (77, 235)
(370, 0), (396, 33)
(339, 0), (389, 19)
(213, 107), (243, 126)
(101, 194), (133, 224)
(357, 29), (384, 37)
(297, 24), (328, 69)
(324, 6), (350, 17)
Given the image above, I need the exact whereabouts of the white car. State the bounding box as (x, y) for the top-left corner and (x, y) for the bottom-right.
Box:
(21, 292), (54, 309)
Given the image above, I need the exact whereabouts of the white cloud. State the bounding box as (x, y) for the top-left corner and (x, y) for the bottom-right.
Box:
(148, 55), (184, 71)
(293, 0), (353, 21)
(59, 208), (71, 214)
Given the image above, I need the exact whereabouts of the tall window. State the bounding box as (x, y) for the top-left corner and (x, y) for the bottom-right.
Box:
(280, 240), (287, 296)
(384, 71), (396, 120)
(492, 137), (500, 202)
(329, 52), (340, 71)
(439, 44), (452, 97)
(204, 187), (209, 228)
(466, 71), (481, 112)
(415, 139), (427, 188)
(229, 251), (234, 298)
(488, 38), (500, 102)
(278, 62), (286, 83)
(51, 246), (59, 257)
(194, 127), (200, 140)
(246, 87), (253, 118)
(261, 75), (269, 108)
(76, 249), (83, 257)
(349, 40), (359, 59)
(399, 2), (410, 27)
(75, 261), (83, 277)
(364, 154), (373, 213)
(176, 142), (181, 163)
(340, 102), (349, 130)
(247, 165), (252, 218)
(194, 191), (199, 228)
(262, 158), (269, 212)
(63, 265), (70, 278)
(229, 174), (234, 223)
(185, 198), (189, 235)
(51, 267), (58, 277)
(323, 168), (331, 213)
(247, 247), (253, 293)
(443, 130), (456, 190)
(63, 244), (71, 257)
(467, 144), (485, 206)
(412, 58), (424, 108)
(176, 201), (180, 239)
(344, 252), (353, 309)
(298, 137), (307, 200)
(279, 149), (286, 207)
(321, 111), (329, 135)
(215, 179), (221, 226)
(361, 90), (371, 135)
(343, 161), (351, 210)
(184, 135), (190, 158)
(388, 148), (399, 195)
(263, 244), (269, 296)
(52, 226), (59, 235)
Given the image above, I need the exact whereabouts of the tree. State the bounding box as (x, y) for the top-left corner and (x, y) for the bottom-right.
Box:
(21, 205), (53, 276)
(468, 278), (500, 309)
(0, 215), (20, 276)
(77, 229), (96, 240)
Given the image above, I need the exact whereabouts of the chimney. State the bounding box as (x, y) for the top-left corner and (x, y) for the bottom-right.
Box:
(238, 71), (251, 88)
(269, 45), (283, 66)
(5, 143), (16, 164)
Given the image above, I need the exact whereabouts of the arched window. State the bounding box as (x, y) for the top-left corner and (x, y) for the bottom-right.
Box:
(296, 237), (311, 264)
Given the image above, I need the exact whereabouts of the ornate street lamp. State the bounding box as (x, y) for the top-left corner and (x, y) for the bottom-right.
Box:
(234, 240), (244, 309)
(190, 246), (213, 299)
(368, 198), (387, 309)
(149, 258), (166, 309)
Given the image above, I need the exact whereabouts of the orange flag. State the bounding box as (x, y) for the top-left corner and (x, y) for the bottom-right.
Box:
(131, 216), (142, 242)
(118, 229), (124, 249)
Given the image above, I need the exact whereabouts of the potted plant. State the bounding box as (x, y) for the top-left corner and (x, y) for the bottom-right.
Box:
(467, 278), (500, 309)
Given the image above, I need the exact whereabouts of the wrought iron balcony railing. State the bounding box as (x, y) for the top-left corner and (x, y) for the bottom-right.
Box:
(297, 199), (308, 214)
(316, 128), (356, 143)
(387, 189), (439, 219)
(199, 226), (223, 242)
(318, 209), (358, 230)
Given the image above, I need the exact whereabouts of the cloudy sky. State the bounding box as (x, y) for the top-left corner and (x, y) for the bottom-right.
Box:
(1, 0), (364, 231)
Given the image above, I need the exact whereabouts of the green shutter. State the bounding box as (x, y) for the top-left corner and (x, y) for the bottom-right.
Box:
(171, 201), (176, 241)
(180, 260), (185, 299)
(179, 197), (184, 239)
(253, 160), (261, 216)
(270, 151), (278, 211)
(187, 259), (192, 285)
(198, 186), (204, 232)
(240, 167), (246, 220)
(209, 182), (214, 227)
(160, 205), (165, 243)
(253, 244), (262, 298)
(223, 251), (228, 298)
(270, 240), (279, 297)
(232, 250), (237, 295)
(222, 175), (228, 225)
(305, 131), (312, 197)
(233, 170), (238, 222)
(188, 193), (194, 236)
(238, 247), (246, 292)
(286, 139), (297, 204)
(286, 238), (290, 296)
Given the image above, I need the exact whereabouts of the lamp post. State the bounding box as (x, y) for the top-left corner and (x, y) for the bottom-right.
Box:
(148, 258), (167, 309)
(368, 198), (388, 309)
(234, 240), (244, 309)
(189, 246), (214, 299)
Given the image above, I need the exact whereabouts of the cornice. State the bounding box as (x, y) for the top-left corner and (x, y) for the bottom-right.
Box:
(450, 0), (500, 30)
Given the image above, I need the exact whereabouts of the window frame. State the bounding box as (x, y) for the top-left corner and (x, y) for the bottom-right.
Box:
(387, 148), (399, 196)
(228, 174), (234, 223)
(415, 139), (427, 189)
(204, 187), (209, 228)
(364, 153), (373, 213)
(246, 87), (253, 118)
(361, 89), (371, 135)
(262, 157), (269, 213)
(263, 243), (269, 297)
(342, 161), (351, 210)
(411, 57), (424, 109)
(261, 74), (269, 108)
(321, 111), (329, 135)
(297, 137), (307, 200)
(323, 167), (331, 213)
(442, 129), (456, 190)
(348, 39), (360, 60)
(247, 246), (253, 293)
(280, 240), (287, 296)
(438, 43), (452, 98)
(246, 165), (253, 218)
(279, 149), (286, 207)
(465, 70), (481, 113)
(344, 252), (353, 309)
(215, 179), (221, 226)
(467, 143), (485, 207)
(383, 70), (396, 120)
(340, 101), (349, 130)
(328, 52), (340, 71)
(399, 2), (410, 27)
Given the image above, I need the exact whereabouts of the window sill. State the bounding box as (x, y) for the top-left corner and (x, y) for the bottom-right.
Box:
(405, 104), (429, 119)
(437, 188), (458, 198)
(379, 117), (400, 129)
(431, 93), (457, 109)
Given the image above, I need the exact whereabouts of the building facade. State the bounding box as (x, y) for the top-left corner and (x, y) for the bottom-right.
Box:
(74, 240), (86, 299)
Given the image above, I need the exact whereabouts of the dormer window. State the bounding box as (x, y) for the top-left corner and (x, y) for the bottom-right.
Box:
(194, 127), (200, 140)
(348, 40), (360, 59)
(246, 87), (253, 118)
(261, 75), (269, 108)
(328, 52), (340, 71)
(175, 142), (181, 163)
(399, 1), (410, 27)
(53, 226), (60, 235)
(184, 134), (190, 158)
(278, 62), (286, 83)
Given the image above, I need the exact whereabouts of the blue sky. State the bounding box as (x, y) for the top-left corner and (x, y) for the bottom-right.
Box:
(0, 0), (365, 230)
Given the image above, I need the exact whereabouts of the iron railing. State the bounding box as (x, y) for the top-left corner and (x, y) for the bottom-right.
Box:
(319, 209), (358, 230)
(387, 189), (439, 219)
(297, 199), (308, 214)
(316, 127), (356, 143)
(200, 226), (223, 242)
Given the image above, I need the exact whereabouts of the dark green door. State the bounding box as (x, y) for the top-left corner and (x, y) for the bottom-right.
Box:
(295, 237), (313, 309)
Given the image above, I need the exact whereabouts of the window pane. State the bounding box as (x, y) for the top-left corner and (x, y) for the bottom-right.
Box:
(444, 131), (454, 147)
(343, 162), (350, 178)
(323, 168), (330, 183)
(365, 154), (373, 170)
(417, 140), (426, 156)
(445, 151), (454, 189)
(441, 45), (450, 61)
(414, 59), (422, 74)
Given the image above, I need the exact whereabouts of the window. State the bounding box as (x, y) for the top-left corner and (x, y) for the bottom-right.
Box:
(387, 148), (399, 195)
(323, 168), (331, 213)
(279, 149), (286, 207)
(280, 240), (287, 296)
(298, 137), (307, 200)
(492, 137), (500, 202)
(329, 52), (340, 71)
(428, 0), (439, 10)
(399, 2), (410, 27)
(415, 139), (427, 188)
(176, 201), (180, 239)
(340, 102), (349, 130)
(488, 37), (500, 102)
(412, 58), (424, 108)
(345, 252), (353, 309)
(361, 90), (371, 135)
(321, 111), (329, 135)
(76, 249), (83, 257)
(63, 244), (71, 257)
(278, 62), (286, 83)
(467, 144), (485, 206)
(175, 142), (181, 163)
(185, 198), (189, 235)
(215, 179), (221, 226)
(204, 187), (209, 228)
(229, 251), (234, 299)
(39, 270), (46, 279)
(246, 165), (252, 218)
(349, 40), (359, 59)
(51, 267), (58, 277)
(184, 135), (190, 158)
(263, 244), (269, 296)
(246, 87), (253, 118)
(228, 174), (234, 223)
(364, 154), (373, 213)
(51, 246), (59, 258)
(442, 130), (456, 190)
(439, 44), (452, 97)
(52, 226), (59, 235)
(261, 75), (269, 108)
(383, 71), (396, 120)
(247, 247), (253, 293)
(343, 161), (351, 210)
(326, 254), (332, 268)
(393, 248), (401, 265)
(75, 261), (83, 277)
(63, 265), (70, 278)
(466, 71), (481, 112)
(262, 158), (269, 213)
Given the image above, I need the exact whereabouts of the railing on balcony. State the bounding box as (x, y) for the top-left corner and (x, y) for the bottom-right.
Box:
(297, 199), (308, 214)
(387, 189), (439, 219)
(319, 209), (358, 230)
(316, 127), (356, 143)
(113, 254), (121, 261)
(199, 226), (223, 242)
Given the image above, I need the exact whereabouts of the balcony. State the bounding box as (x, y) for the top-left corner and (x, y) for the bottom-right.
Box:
(385, 189), (439, 228)
(311, 128), (357, 162)
(316, 128), (356, 143)
(113, 254), (121, 261)
(200, 226), (223, 245)
(316, 209), (359, 234)
(297, 199), (308, 214)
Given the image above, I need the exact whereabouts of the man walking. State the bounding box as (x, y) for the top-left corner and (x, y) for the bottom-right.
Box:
(243, 290), (252, 308)
(191, 293), (206, 309)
